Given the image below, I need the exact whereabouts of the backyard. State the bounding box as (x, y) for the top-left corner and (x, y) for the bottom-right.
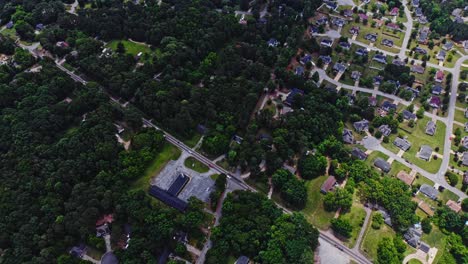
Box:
(302, 175), (336, 230)
(106, 39), (153, 56)
(361, 211), (396, 261)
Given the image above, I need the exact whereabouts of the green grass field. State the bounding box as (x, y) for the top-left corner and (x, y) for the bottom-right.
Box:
(184, 156), (209, 173)
(388, 160), (410, 177)
(106, 40), (152, 56)
(340, 200), (367, 248)
(131, 144), (181, 190)
(366, 151), (389, 169)
(454, 109), (467, 124)
(408, 259), (423, 264)
(413, 175), (434, 187)
(421, 226), (448, 264)
(302, 175), (335, 230)
(361, 211), (396, 261)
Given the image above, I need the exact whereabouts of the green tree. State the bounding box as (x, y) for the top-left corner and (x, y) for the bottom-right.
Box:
(330, 218), (352, 238)
(298, 154), (327, 179)
(421, 218), (432, 234)
(376, 238), (400, 264)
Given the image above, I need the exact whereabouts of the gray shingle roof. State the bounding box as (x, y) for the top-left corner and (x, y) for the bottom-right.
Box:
(394, 137), (411, 151)
(425, 121), (436, 136)
(374, 158), (391, 172)
(419, 184), (438, 200)
(418, 145), (433, 161)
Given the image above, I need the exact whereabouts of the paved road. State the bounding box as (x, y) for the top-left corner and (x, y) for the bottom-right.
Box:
(399, 0), (413, 58)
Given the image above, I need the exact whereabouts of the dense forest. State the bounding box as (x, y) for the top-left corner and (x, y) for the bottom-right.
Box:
(419, 0), (468, 41)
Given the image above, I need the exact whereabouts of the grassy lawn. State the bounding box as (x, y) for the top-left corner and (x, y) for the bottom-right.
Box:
(106, 40), (152, 56)
(421, 226), (448, 264)
(184, 157), (209, 173)
(408, 259), (423, 264)
(210, 174), (220, 180)
(454, 109), (466, 124)
(361, 211), (396, 261)
(339, 198), (367, 248)
(366, 151), (389, 168)
(302, 175), (335, 230)
(438, 188), (459, 204)
(0, 28), (17, 39)
(413, 174), (434, 187)
(131, 144), (181, 190)
(183, 133), (202, 148)
(388, 160), (410, 177)
(381, 137), (401, 154)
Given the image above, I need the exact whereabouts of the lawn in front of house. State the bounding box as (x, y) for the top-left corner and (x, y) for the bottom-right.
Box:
(302, 175), (336, 230)
(413, 174), (434, 187)
(365, 151), (389, 169)
(388, 160), (410, 177)
(454, 108), (467, 124)
(184, 156), (209, 173)
(106, 39), (152, 56)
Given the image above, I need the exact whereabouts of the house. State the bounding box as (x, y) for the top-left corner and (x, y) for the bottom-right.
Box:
(443, 41), (454, 51)
(358, 13), (368, 21)
(451, 8), (463, 17)
(321, 176), (337, 194)
(411, 64), (425, 74)
(402, 110), (416, 121)
(351, 71), (361, 80)
(343, 129), (354, 144)
(435, 70), (445, 82)
(436, 50), (446, 61)
(381, 101), (397, 112)
(373, 76), (384, 85)
(418, 27), (429, 43)
(333, 62), (347, 73)
(319, 55), (332, 64)
(415, 7), (423, 17)
(96, 224), (110, 237)
(465, 122), (468, 132)
(381, 38), (394, 47)
(414, 47), (427, 54)
(295, 66), (305, 76)
(412, 0), (419, 7)
(446, 200), (461, 213)
(429, 96), (441, 108)
(300, 54), (312, 65)
(197, 124), (208, 135)
(267, 38), (279, 47)
(351, 147), (368, 160)
(365, 33), (378, 42)
(418, 15), (428, 24)
(418, 145), (433, 161)
(393, 59), (405, 66)
(373, 54), (387, 64)
(316, 16), (328, 25)
(397, 171), (414, 185)
(6, 21), (13, 29)
(379, 210), (392, 226)
(463, 152), (468, 166)
(454, 16), (463, 23)
(419, 183), (439, 200)
(378, 124), (392, 137)
(386, 23), (400, 31)
(310, 26), (319, 34)
(285, 88), (304, 106)
(404, 225), (423, 248)
(339, 41), (351, 50)
(69, 244), (86, 258)
(344, 9), (354, 17)
(355, 48), (368, 56)
(369, 96), (377, 106)
(465, 108), (468, 118)
(332, 17), (345, 27)
(349, 26), (360, 35)
(390, 7), (399, 16)
(353, 119), (369, 132)
(374, 158), (391, 173)
(394, 137), (411, 151)
(464, 171), (468, 184)
(325, 1), (338, 10)
(235, 256), (250, 264)
(35, 23), (44, 31)
(429, 85), (443, 96)
(425, 121), (436, 136)
(462, 136), (468, 149)
(320, 38), (333, 47)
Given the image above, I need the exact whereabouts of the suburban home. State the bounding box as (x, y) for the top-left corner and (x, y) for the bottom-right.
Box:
(374, 158), (391, 173)
(415, 7), (423, 17)
(435, 70), (445, 82)
(412, 0), (419, 7)
(454, 16), (463, 23)
(463, 152), (468, 166)
(333, 62), (347, 73)
(393, 59), (406, 66)
(268, 38), (280, 47)
(443, 41), (454, 51)
(429, 96), (441, 108)
(418, 27), (429, 44)
(355, 48), (369, 56)
(373, 76), (384, 85)
(386, 23), (400, 31)
(411, 64), (425, 74)
(465, 108), (468, 118)
(320, 175), (337, 194)
(418, 145), (433, 161)
(378, 124), (392, 137)
(295, 66), (304, 76)
(56, 41), (70, 48)
(368, 96), (377, 106)
(35, 23), (44, 31)
(342, 128), (354, 144)
(464, 171), (468, 184)
(389, 7), (399, 16)
(381, 38), (394, 47)
(414, 47), (427, 54)
(349, 26), (360, 35)
(310, 26), (319, 34)
(235, 256), (250, 264)
(6, 21), (13, 29)
(351, 147), (368, 160)
(397, 171), (414, 185)
(284, 88), (304, 106)
(353, 119), (369, 132)
(451, 8), (462, 17)
(300, 54), (312, 65)
(351, 71), (361, 80)
(381, 101), (397, 112)
(320, 38), (333, 47)
(332, 17), (345, 27)
(418, 16), (428, 24)
(436, 50), (446, 61)
(404, 225), (423, 248)
(319, 55), (332, 64)
(419, 184), (439, 200)
(365, 33), (378, 42)
(339, 41), (351, 50)
(446, 200), (461, 213)
(69, 244), (86, 258)
(462, 136), (468, 149)
(402, 110), (416, 121)
(373, 54), (387, 64)
(325, 1), (338, 10)
(431, 85), (443, 95)
(358, 13), (368, 21)
(425, 121), (436, 136)
(344, 9), (354, 17)
(394, 137), (411, 151)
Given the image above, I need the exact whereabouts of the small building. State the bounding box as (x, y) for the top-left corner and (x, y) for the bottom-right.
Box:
(462, 152), (468, 166)
(342, 128), (354, 144)
(355, 48), (369, 56)
(419, 184), (439, 200)
(411, 64), (425, 74)
(332, 17), (345, 27)
(148, 186), (188, 212)
(418, 145), (433, 161)
(394, 137), (411, 151)
(464, 171), (468, 184)
(418, 15), (428, 24)
(381, 38), (394, 47)
(69, 244), (86, 258)
(235, 256), (250, 264)
(425, 121), (436, 136)
(390, 7), (399, 16)
(402, 110), (416, 121)
(378, 124), (392, 137)
(325, 1), (338, 10)
(300, 54), (312, 65)
(101, 252), (119, 264)
(365, 33), (377, 42)
(418, 27), (429, 43)
(415, 7), (423, 17)
(414, 47), (427, 54)
(267, 38), (279, 47)
(358, 13), (368, 21)
(412, 0), (419, 7)
(465, 122), (468, 132)
(446, 200), (461, 213)
(349, 26), (360, 35)
(316, 16), (328, 25)
(436, 50), (446, 61)
(35, 23), (44, 31)
(319, 55), (332, 64)
(56, 41), (70, 48)
(339, 41), (351, 50)
(321, 175), (337, 194)
(295, 66), (305, 76)
(420, 243), (430, 253)
(381, 101), (397, 112)
(368, 96), (377, 106)
(397, 171), (414, 185)
(465, 108), (468, 118)
(333, 62), (347, 73)
(351, 147), (368, 160)
(353, 119), (369, 132)
(404, 226), (422, 248)
(373, 76), (384, 85)
(435, 70), (445, 83)
(429, 96), (441, 108)
(6, 21), (13, 29)
(443, 41), (454, 51)
(344, 9), (354, 17)
(386, 23), (400, 31)
(320, 38), (333, 47)
(393, 59), (405, 66)
(374, 158), (391, 173)
(351, 71), (361, 80)
(197, 124), (208, 135)
(373, 54), (387, 64)
(432, 85), (443, 95)
(285, 88), (304, 106)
